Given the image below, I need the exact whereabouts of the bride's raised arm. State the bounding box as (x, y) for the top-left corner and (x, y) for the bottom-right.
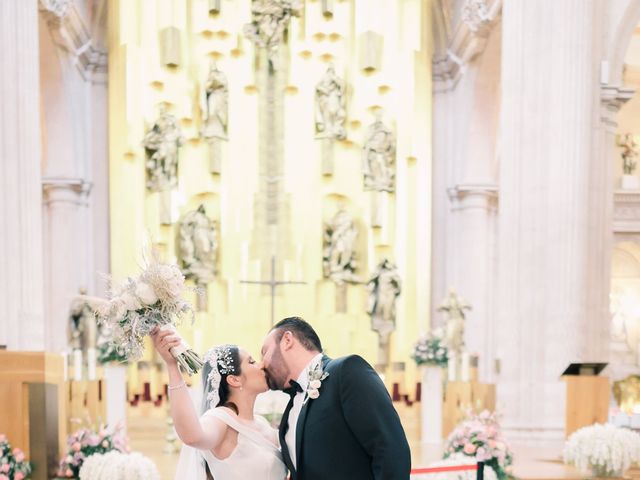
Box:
(151, 327), (228, 451)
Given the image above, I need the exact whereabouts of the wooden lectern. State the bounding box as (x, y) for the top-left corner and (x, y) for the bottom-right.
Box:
(0, 351), (67, 480)
(562, 362), (609, 438)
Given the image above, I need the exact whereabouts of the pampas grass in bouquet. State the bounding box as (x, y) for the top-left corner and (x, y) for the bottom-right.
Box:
(86, 251), (204, 375)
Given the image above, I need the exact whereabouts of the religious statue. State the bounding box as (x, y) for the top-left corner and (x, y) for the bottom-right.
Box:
(367, 259), (402, 341)
(613, 375), (640, 415)
(315, 65), (346, 141)
(243, 0), (301, 70)
(362, 119), (396, 192)
(68, 291), (97, 352)
(437, 289), (471, 353)
(178, 205), (218, 288)
(143, 106), (185, 192)
(617, 133), (638, 175)
(201, 62), (228, 141)
(323, 208), (359, 284)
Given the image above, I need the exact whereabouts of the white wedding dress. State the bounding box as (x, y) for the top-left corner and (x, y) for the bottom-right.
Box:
(176, 408), (287, 480)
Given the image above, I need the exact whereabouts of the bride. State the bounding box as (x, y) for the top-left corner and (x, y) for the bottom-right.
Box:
(151, 327), (288, 480)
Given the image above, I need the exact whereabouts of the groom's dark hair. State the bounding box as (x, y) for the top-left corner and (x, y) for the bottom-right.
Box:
(272, 316), (322, 352)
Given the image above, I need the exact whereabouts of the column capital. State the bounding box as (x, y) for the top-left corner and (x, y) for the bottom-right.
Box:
(433, 0), (502, 92)
(42, 177), (92, 207)
(600, 84), (635, 127)
(39, 1), (107, 83)
(39, 0), (71, 21)
(447, 183), (499, 211)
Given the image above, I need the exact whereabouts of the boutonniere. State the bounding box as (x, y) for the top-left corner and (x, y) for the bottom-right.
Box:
(306, 363), (329, 401)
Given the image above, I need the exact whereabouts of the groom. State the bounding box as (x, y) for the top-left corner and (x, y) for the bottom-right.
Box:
(261, 317), (411, 480)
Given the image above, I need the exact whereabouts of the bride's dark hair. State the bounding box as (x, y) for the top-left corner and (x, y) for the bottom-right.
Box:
(201, 345), (242, 480)
(200, 345), (242, 415)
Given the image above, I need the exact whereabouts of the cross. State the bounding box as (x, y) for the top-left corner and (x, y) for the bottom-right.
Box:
(240, 256), (306, 326)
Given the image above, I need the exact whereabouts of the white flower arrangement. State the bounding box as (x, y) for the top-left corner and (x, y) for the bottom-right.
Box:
(563, 423), (640, 476)
(79, 451), (160, 480)
(412, 330), (448, 368)
(305, 363), (328, 402)
(85, 252), (203, 374)
(425, 453), (497, 480)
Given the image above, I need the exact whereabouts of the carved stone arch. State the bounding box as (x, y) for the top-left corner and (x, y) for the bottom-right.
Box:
(607, 1), (640, 86)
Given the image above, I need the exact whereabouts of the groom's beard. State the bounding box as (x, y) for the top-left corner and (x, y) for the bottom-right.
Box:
(265, 348), (289, 391)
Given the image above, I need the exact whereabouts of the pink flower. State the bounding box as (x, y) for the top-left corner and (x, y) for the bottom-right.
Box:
(72, 442), (81, 452)
(0, 464), (8, 473)
(101, 440), (109, 448)
(0, 474), (8, 480)
(476, 447), (491, 462)
(65, 468), (73, 477)
(463, 443), (477, 455)
(0, 435), (5, 443)
(15, 452), (24, 462)
(15, 472), (24, 480)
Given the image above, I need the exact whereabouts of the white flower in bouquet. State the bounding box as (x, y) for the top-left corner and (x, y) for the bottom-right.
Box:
(83, 251), (204, 375)
(120, 292), (141, 311)
(134, 282), (158, 305)
(563, 423), (640, 476)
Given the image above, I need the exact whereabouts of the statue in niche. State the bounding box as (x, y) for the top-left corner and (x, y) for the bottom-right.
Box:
(367, 259), (402, 340)
(68, 290), (97, 352)
(201, 62), (229, 141)
(315, 65), (347, 141)
(617, 133), (638, 175)
(438, 289), (471, 354)
(143, 107), (185, 192)
(323, 208), (359, 284)
(178, 205), (218, 287)
(243, 0), (301, 70)
(362, 119), (396, 192)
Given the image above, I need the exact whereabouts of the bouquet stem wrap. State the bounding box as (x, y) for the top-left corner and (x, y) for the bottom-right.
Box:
(161, 325), (204, 375)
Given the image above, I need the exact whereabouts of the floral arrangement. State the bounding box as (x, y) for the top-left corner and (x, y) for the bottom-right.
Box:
(563, 423), (640, 476)
(444, 410), (514, 480)
(427, 452), (497, 480)
(78, 451), (159, 480)
(0, 434), (31, 480)
(56, 424), (129, 479)
(96, 340), (128, 365)
(412, 330), (448, 368)
(87, 252), (203, 374)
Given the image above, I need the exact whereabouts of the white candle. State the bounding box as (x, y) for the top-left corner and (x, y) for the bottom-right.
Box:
(447, 352), (457, 382)
(87, 348), (97, 381)
(461, 351), (470, 382)
(62, 351), (68, 381)
(73, 349), (83, 381)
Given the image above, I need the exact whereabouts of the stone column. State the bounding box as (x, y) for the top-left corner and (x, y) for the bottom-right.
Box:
(0, 1), (45, 350)
(448, 185), (497, 381)
(497, 0), (606, 443)
(42, 180), (92, 353)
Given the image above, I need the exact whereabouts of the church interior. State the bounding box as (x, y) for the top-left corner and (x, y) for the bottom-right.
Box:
(6, 0), (640, 479)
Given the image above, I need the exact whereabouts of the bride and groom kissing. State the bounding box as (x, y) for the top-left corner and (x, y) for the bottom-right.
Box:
(151, 316), (411, 480)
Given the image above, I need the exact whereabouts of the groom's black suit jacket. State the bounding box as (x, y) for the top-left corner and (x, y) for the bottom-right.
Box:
(278, 355), (411, 480)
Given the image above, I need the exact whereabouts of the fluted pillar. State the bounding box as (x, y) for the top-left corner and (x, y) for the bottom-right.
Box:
(497, 0), (606, 443)
(42, 179), (92, 353)
(448, 185), (497, 380)
(0, 1), (45, 350)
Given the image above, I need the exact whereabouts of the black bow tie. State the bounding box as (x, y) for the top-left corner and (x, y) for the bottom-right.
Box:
(284, 380), (303, 397)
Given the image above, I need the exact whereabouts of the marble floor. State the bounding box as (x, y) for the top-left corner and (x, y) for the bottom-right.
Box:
(127, 401), (621, 480)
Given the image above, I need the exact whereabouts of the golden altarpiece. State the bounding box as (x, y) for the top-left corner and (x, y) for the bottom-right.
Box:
(107, 0), (432, 396)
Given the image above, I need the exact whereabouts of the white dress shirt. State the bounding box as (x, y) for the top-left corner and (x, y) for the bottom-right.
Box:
(285, 353), (323, 470)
